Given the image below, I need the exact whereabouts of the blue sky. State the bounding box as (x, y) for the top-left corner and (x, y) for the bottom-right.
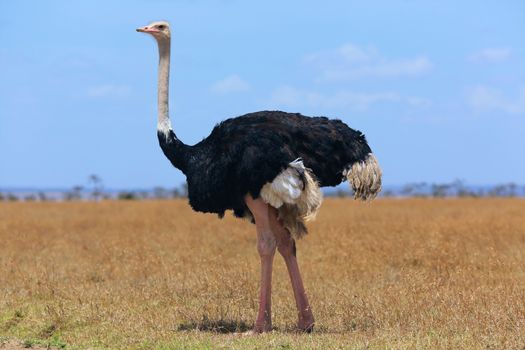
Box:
(1, 0), (524, 189)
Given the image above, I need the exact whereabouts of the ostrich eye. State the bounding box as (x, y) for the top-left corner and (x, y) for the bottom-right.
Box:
(158, 25), (165, 29)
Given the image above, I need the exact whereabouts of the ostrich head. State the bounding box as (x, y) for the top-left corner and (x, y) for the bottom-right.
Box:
(136, 21), (170, 41)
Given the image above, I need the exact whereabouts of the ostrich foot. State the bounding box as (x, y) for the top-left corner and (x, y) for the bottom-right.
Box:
(252, 321), (273, 333)
(298, 319), (315, 333)
(297, 312), (315, 332)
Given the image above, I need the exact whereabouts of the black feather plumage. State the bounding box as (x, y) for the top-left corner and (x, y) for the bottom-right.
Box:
(158, 110), (373, 218)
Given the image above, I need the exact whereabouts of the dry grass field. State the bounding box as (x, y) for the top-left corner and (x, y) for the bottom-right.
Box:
(1, 199), (524, 349)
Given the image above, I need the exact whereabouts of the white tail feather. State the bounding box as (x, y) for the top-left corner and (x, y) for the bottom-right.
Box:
(344, 153), (382, 200)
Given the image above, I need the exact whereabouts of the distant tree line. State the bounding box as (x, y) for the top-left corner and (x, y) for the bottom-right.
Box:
(0, 174), (188, 202)
(115, 183), (188, 201)
(392, 180), (520, 198)
(327, 180), (523, 198)
(0, 176), (523, 202)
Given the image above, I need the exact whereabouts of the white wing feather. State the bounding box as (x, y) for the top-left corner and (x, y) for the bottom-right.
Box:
(259, 159), (323, 238)
(260, 159), (305, 208)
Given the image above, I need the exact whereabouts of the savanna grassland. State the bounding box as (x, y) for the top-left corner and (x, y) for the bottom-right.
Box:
(1, 199), (524, 349)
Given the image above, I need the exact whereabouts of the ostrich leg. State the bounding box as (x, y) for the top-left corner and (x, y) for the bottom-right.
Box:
(245, 196), (277, 333)
(269, 207), (315, 332)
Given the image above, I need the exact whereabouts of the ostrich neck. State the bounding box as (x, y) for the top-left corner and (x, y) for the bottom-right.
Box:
(155, 36), (190, 173)
(157, 38), (172, 135)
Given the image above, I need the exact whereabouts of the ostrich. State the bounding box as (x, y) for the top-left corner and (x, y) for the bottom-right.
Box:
(137, 21), (382, 333)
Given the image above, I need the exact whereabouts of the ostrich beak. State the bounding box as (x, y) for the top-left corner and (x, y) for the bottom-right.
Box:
(136, 26), (158, 33)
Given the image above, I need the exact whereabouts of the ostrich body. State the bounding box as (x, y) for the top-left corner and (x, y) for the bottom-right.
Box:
(137, 21), (382, 333)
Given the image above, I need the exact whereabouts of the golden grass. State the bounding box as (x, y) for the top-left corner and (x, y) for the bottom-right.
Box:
(1, 199), (524, 349)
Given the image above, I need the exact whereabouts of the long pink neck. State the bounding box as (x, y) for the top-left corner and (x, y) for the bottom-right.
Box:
(157, 37), (172, 137)
(155, 35), (190, 173)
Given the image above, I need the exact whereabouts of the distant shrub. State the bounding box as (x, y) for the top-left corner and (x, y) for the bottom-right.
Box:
(7, 194), (18, 202)
(117, 192), (137, 200)
(63, 186), (83, 201)
(88, 174), (104, 201)
(488, 183), (518, 197)
(153, 187), (168, 199)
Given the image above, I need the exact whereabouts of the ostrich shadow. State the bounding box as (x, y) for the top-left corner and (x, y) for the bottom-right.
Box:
(177, 316), (251, 334)
(177, 316), (329, 334)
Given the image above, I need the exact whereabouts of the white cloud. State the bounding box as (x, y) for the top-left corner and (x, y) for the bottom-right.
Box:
(270, 86), (430, 111)
(87, 84), (131, 98)
(466, 85), (525, 114)
(468, 48), (512, 63)
(305, 43), (377, 65)
(304, 43), (432, 81)
(211, 75), (250, 94)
